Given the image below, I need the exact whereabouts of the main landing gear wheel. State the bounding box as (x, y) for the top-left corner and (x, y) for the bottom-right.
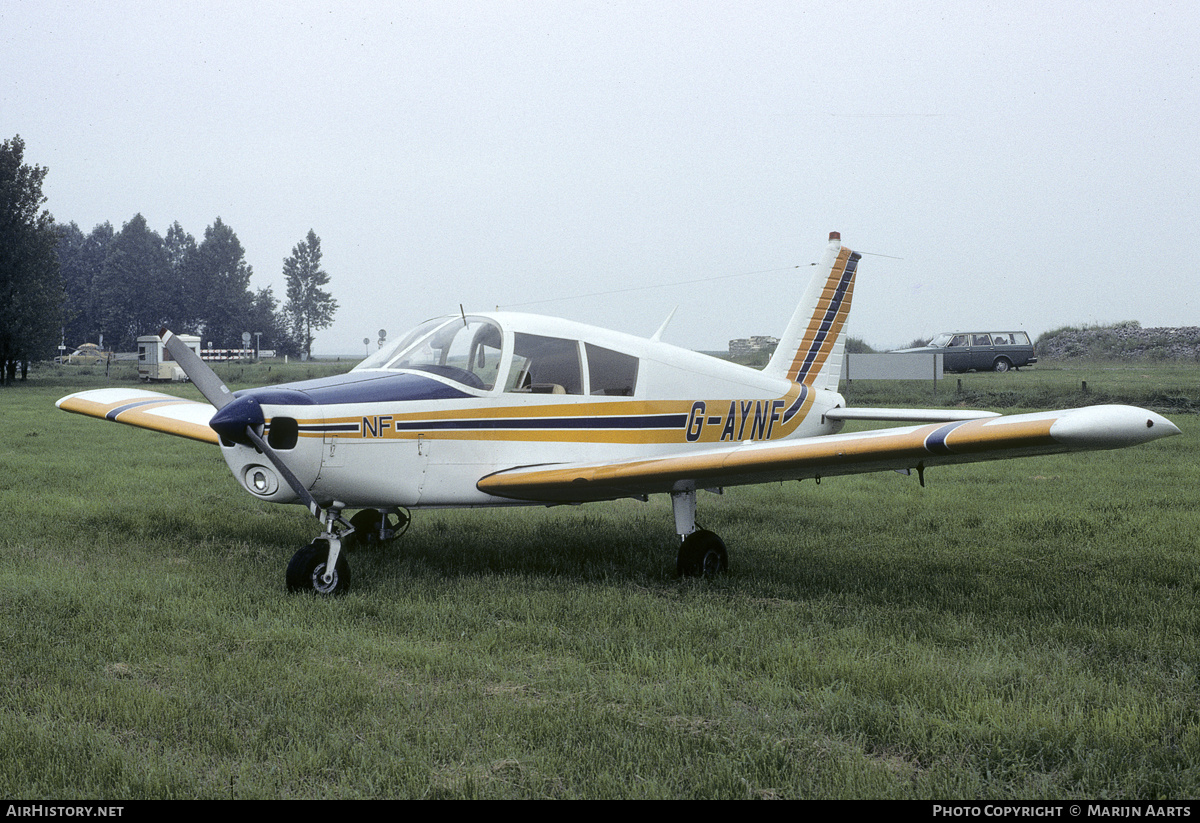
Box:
(345, 509), (382, 552)
(676, 529), (729, 578)
(343, 508), (410, 552)
(286, 540), (351, 595)
(343, 508), (412, 554)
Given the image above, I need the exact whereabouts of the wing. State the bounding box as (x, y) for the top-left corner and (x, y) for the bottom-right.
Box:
(478, 404), (1179, 502)
(57, 388), (218, 445)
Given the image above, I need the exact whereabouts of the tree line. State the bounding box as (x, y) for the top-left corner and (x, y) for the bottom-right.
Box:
(1, 135), (337, 383)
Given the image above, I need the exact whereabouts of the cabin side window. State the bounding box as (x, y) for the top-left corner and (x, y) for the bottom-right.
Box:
(585, 343), (638, 396)
(505, 333), (583, 395)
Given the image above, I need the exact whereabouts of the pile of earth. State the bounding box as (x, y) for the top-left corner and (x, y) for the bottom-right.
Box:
(1037, 322), (1200, 361)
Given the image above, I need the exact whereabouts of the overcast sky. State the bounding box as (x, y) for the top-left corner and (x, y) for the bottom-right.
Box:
(4, 1), (1197, 354)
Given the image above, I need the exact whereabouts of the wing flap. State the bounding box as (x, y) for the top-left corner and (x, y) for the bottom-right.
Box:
(57, 388), (218, 444)
(478, 405), (1179, 502)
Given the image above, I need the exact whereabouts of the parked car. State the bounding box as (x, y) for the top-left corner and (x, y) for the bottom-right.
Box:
(895, 331), (1037, 373)
(55, 343), (112, 365)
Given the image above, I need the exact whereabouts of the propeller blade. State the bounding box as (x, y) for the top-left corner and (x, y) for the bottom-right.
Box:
(159, 328), (234, 411)
(159, 328), (349, 536)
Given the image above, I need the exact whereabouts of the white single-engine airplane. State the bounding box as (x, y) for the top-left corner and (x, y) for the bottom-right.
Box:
(58, 233), (1180, 595)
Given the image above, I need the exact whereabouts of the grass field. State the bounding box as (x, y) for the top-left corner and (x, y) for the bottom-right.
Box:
(2, 360), (1199, 798)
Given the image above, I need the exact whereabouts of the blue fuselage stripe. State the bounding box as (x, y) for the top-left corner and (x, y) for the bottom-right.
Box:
(391, 414), (689, 431)
(296, 414), (691, 435)
(780, 385), (809, 424)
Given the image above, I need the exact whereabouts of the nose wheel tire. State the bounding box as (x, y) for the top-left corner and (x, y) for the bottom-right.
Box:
(677, 529), (729, 578)
(286, 540), (351, 595)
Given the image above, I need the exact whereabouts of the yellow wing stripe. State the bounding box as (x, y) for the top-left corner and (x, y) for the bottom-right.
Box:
(57, 391), (218, 445)
(477, 413), (1067, 501)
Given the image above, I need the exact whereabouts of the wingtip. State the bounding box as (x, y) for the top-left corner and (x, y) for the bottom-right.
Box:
(1050, 405), (1181, 449)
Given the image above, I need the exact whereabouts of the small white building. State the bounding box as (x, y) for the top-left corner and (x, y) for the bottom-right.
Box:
(137, 334), (200, 382)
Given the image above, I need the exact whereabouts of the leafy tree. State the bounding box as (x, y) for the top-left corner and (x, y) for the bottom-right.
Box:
(162, 220), (197, 330)
(190, 217), (254, 348)
(246, 285), (295, 356)
(163, 221), (196, 273)
(92, 214), (172, 350)
(0, 135), (63, 383)
(283, 229), (337, 359)
(56, 222), (86, 345)
(57, 222), (114, 348)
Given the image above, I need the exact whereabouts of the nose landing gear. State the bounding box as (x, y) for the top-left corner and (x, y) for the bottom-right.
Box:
(286, 539), (351, 595)
(285, 507), (410, 595)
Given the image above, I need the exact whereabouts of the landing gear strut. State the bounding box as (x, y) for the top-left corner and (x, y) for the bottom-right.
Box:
(671, 487), (729, 578)
(285, 507), (409, 595)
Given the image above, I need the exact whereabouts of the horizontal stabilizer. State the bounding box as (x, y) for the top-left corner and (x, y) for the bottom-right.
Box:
(57, 388), (218, 444)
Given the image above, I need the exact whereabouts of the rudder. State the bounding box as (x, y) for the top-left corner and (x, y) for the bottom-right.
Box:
(763, 232), (861, 390)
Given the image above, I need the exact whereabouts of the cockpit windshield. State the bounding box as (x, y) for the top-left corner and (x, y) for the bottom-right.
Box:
(353, 316), (504, 391)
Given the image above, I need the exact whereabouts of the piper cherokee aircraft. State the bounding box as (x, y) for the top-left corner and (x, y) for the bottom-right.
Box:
(57, 232), (1180, 595)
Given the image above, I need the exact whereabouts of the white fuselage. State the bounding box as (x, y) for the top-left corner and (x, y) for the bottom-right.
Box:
(220, 312), (845, 509)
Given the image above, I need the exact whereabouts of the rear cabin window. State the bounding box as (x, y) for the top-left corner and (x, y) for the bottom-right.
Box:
(505, 334), (583, 395)
(586, 344), (638, 396)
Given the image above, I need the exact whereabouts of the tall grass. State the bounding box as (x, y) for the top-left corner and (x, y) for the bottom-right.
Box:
(2, 367), (1199, 798)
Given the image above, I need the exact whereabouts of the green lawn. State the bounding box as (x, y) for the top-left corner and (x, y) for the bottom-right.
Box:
(2, 362), (1199, 798)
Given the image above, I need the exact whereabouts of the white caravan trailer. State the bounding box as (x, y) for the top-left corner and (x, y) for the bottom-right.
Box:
(137, 334), (200, 382)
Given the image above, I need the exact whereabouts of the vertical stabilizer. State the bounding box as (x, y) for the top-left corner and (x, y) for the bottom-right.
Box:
(763, 232), (861, 390)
